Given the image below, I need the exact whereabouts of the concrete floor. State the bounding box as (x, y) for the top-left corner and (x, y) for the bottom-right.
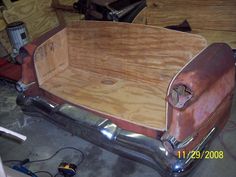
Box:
(0, 84), (236, 177)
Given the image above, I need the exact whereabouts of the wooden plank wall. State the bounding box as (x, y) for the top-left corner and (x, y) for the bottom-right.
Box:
(133, 0), (236, 48)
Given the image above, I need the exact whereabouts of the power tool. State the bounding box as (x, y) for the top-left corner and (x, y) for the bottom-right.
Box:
(58, 162), (77, 177)
(12, 159), (37, 177)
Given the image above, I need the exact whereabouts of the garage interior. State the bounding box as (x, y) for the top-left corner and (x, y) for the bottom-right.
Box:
(0, 0), (236, 177)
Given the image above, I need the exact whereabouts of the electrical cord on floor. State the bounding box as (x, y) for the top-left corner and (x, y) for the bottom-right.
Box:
(33, 170), (53, 177)
(3, 146), (85, 177)
(27, 147), (85, 165)
(53, 172), (59, 177)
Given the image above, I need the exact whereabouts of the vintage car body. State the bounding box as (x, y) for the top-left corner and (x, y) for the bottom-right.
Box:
(16, 21), (235, 177)
(73, 0), (146, 22)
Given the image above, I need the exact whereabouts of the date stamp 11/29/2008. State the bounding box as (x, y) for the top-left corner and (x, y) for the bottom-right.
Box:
(177, 150), (224, 159)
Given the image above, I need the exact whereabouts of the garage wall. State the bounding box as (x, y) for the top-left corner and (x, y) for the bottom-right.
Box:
(0, 0), (83, 54)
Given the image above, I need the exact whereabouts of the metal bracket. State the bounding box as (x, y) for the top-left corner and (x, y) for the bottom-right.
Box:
(16, 80), (35, 92)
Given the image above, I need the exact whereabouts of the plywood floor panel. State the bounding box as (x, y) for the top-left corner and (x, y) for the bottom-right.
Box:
(41, 67), (167, 130)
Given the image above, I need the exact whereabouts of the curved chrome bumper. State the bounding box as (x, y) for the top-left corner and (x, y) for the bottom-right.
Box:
(16, 94), (216, 177)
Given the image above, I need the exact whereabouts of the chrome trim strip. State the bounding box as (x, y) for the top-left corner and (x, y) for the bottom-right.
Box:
(16, 95), (217, 177)
(161, 134), (195, 150)
(100, 121), (118, 140)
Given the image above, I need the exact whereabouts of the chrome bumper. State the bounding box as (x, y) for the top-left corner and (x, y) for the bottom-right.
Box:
(16, 95), (216, 177)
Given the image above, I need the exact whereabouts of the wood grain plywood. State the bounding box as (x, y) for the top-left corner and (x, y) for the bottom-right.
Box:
(67, 21), (207, 84)
(133, 0), (236, 48)
(3, 0), (59, 40)
(36, 21), (206, 130)
(34, 28), (69, 85)
(41, 67), (167, 130)
(2, 0), (83, 40)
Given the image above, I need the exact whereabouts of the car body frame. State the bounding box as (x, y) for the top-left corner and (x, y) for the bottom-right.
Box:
(16, 21), (235, 177)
